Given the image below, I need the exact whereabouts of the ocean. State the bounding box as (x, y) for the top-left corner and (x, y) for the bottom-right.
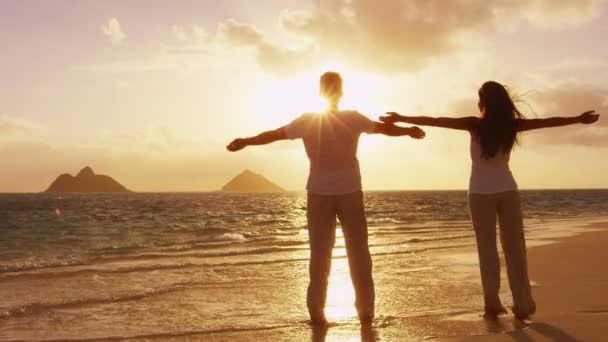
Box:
(1, 190), (607, 341)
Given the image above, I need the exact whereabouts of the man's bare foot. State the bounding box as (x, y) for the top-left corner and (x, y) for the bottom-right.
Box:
(482, 306), (508, 320)
(309, 315), (328, 326)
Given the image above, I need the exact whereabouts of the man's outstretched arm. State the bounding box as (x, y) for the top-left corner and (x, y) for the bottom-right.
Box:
(226, 127), (288, 152)
(371, 122), (426, 139)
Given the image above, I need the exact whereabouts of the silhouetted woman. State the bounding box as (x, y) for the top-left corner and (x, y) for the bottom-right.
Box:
(380, 81), (599, 320)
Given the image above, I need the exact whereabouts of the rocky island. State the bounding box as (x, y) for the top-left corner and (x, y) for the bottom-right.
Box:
(45, 166), (130, 193)
(222, 170), (285, 193)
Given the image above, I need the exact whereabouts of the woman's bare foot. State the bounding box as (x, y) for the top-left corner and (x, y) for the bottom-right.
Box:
(513, 300), (536, 320)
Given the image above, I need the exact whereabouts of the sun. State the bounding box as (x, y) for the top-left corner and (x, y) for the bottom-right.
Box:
(253, 66), (389, 128)
(253, 74), (325, 128)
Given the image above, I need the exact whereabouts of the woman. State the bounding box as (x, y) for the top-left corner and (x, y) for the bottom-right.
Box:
(380, 81), (599, 320)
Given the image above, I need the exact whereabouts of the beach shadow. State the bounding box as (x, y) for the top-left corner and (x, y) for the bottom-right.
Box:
(528, 322), (580, 342)
(505, 320), (580, 342)
(310, 321), (377, 342)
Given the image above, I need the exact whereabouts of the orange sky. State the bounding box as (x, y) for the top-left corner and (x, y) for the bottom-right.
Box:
(1, 0), (607, 192)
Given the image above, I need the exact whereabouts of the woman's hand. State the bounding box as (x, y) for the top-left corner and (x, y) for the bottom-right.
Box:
(578, 110), (600, 124)
(379, 112), (404, 124)
(408, 126), (426, 139)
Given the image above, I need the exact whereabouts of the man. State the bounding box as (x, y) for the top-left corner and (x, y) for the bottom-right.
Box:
(227, 71), (425, 324)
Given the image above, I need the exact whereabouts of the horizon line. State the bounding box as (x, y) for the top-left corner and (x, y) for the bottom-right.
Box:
(1, 187), (608, 194)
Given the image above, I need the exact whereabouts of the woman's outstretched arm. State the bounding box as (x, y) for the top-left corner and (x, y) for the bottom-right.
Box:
(379, 112), (477, 131)
(517, 110), (599, 131)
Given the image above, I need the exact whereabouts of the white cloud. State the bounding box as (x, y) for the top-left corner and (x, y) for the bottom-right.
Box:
(0, 115), (46, 140)
(520, 0), (599, 28)
(101, 17), (126, 45)
(173, 24), (208, 43)
(215, 0), (600, 75)
(218, 19), (264, 45)
(86, 1), (601, 77)
(173, 25), (189, 42)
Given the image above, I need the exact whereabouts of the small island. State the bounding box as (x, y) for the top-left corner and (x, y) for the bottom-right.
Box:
(222, 170), (285, 193)
(45, 166), (130, 193)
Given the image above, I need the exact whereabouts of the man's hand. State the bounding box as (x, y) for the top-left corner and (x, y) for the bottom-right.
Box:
(379, 112), (403, 124)
(226, 138), (248, 152)
(578, 110), (599, 124)
(408, 126), (426, 139)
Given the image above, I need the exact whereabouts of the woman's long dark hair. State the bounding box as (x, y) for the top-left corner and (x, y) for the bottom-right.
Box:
(475, 81), (524, 159)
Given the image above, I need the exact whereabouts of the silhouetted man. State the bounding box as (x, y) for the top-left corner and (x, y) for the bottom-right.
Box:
(227, 71), (425, 324)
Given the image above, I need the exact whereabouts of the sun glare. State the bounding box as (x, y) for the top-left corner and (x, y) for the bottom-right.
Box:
(253, 66), (388, 129)
(325, 254), (359, 320)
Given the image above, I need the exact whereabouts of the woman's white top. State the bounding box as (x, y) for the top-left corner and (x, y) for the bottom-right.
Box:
(469, 135), (518, 194)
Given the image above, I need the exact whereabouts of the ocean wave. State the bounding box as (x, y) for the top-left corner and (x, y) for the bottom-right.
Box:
(0, 241), (478, 284)
(252, 219), (291, 226)
(87, 233), (248, 258)
(0, 282), (205, 320)
(0, 246), (308, 280)
(90, 245), (307, 264)
(24, 324), (295, 342)
(370, 233), (474, 244)
(0, 262), (201, 281)
(1, 237), (476, 282)
(0, 260), (91, 274)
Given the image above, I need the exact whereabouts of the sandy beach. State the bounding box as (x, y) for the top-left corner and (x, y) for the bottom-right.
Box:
(431, 222), (608, 342)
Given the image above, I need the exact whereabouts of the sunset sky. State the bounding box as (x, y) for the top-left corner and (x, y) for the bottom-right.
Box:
(1, 0), (607, 192)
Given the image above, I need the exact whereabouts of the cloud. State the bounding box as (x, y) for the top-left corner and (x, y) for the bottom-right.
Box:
(218, 19), (316, 76)
(216, 0), (599, 75)
(526, 82), (606, 118)
(101, 17), (126, 45)
(74, 51), (210, 74)
(172, 24), (208, 43)
(523, 82), (608, 146)
(82, 1), (601, 77)
(519, 0), (598, 28)
(218, 19), (263, 45)
(0, 115), (31, 135)
(0, 115), (45, 139)
(80, 24), (214, 74)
